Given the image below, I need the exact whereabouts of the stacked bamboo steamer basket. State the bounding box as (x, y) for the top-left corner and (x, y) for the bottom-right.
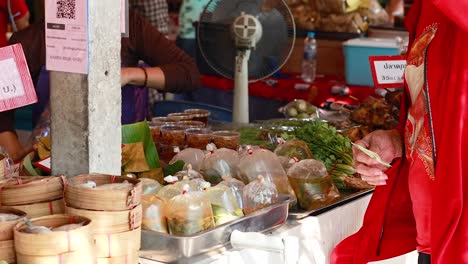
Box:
(64, 174), (142, 264)
(0, 176), (65, 218)
(0, 208), (27, 263)
(14, 214), (95, 263)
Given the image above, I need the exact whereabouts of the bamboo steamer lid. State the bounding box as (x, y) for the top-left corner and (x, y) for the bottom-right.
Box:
(0, 240), (15, 264)
(10, 199), (65, 219)
(0, 176), (64, 206)
(65, 204), (142, 234)
(0, 207), (27, 241)
(64, 174), (142, 211)
(14, 214), (93, 256)
(94, 227), (141, 258)
(97, 251), (139, 264)
(16, 251), (96, 264)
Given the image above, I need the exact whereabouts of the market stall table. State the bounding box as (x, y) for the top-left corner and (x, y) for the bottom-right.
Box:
(186, 74), (377, 121)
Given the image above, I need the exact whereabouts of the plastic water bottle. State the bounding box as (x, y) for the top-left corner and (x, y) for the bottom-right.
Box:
(301, 32), (317, 83)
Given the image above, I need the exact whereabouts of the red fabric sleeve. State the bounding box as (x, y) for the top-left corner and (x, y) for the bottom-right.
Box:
(9, 0), (29, 21)
(431, 0), (468, 32)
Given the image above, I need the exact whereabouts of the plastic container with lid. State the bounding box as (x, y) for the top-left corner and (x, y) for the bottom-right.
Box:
(185, 128), (212, 150)
(343, 38), (401, 86)
(178, 120), (205, 129)
(166, 186), (215, 236)
(212, 131), (240, 150)
(184, 109), (211, 125)
(167, 112), (194, 122)
(160, 125), (186, 146)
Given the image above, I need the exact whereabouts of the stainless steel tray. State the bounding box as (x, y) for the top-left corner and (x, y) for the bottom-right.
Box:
(139, 195), (291, 263)
(288, 189), (373, 220)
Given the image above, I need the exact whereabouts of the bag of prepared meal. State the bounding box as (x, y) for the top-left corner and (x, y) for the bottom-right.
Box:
(173, 164), (204, 181)
(169, 148), (205, 172)
(166, 186), (215, 235)
(274, 140), (314, 160)
(287, 159), (340, 210)
(142, 194), (168, 233)
(239, 148), (296, 203)
(158, 176), (210, 200)
(218, 176), (245, 209)
(201, 148), (240, 184)
(204, 184), (243, 225)
(140, 178), (162, 195)
(243, 175), (279, 215)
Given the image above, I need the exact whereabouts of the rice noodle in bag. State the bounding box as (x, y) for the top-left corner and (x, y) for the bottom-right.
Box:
(287, 159), (340, 210)
(166, 186), (214, 235)
(218, 176), (245, 209)
(139, 178), (162, 195)
(201, 148), (240, 184)
(239, 148), (297, 203)
(204, 184), (243, 225)
(142, 194), (168, 233)
(243, 175), (278, 215)
(169, 148), (205, 172)
(173, 164), (203, 181)
(273, 140), (314, 160)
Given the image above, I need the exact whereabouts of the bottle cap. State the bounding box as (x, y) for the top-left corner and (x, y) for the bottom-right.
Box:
(307, 32), (315, 38)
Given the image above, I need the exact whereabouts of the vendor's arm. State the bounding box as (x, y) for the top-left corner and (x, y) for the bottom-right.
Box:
(10, 0), (30, 31)
(0, 111), (32, 162)
(121, 11), (200, 92)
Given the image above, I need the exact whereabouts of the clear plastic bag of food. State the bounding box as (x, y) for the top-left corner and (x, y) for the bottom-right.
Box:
(318, 12), (368, 34)
(201, 148), (240, 184)
(173, 164), (204, 181)
(314, 0), (346, 14)
(287, 159), (340, 210)
(274, 140), (314, 160)
(140, 178), (162, 195)
(218, 176), (245, 209)
(239, 148), (296, 203)
(281, 99), (318, 119)
(243, 175), (279, 215)
(142, 194), (168, 233)
(204, 184), (243, 225)
(169, 148), (205, 172)
(0, 146), (15, 180)
(157, 176), (209, 200)
(358, 0), (389, 26)
(166, 186), (215, 235)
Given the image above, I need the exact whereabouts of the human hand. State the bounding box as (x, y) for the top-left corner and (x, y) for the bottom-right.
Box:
(121, 67), (132, 87)
(353, 129), (402, 186)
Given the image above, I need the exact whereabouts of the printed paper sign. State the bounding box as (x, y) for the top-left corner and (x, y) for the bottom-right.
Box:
(122, 0), (129, 37)
(0, 44), (37, 112)
(45, 0), (88, 74)
(369, 56), (406, 88)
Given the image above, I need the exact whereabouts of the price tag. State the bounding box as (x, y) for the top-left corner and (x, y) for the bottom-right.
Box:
(0, 44), (37, 112)
(34, 156), (51, 174)
(369, 56), (406, 88)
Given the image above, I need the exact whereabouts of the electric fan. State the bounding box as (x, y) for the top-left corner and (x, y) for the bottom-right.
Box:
(198, 0), (296, 123)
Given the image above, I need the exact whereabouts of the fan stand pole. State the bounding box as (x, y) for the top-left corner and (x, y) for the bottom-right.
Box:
(233, 49), (251, 124)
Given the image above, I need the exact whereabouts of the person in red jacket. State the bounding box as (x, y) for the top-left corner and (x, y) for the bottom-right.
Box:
(331, 0), (468, 263)
(0, 0), (29, 46)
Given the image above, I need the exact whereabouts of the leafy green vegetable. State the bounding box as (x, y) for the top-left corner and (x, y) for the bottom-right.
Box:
(164, 160), (185, 177)
(283, 120), (355, 189)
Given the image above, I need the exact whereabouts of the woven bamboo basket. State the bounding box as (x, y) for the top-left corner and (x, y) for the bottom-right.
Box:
(10, 199), (65, 219)
(97, 250), (139, 264)
(0, 240), (15, 263)
(94, 227), (141, 258)
(0, 207), (27, 241)
(0, 176), (64, 206)
(0, 157), (8, 180)
(16, 250), (96, 264)
(65, 204), (142, 234)
(14, 214), (94, 256)
(64, 174), (142, 211)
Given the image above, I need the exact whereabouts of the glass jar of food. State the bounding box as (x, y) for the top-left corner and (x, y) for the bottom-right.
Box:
(167, 112), (194, 122)
(185, 128), (212, 149)
(184, 109), (211, 125)
(212, 131), (240, 150)
(149, 117), (178, 143)
(178, 120), (205, 129)
(160, 125), (186, 146)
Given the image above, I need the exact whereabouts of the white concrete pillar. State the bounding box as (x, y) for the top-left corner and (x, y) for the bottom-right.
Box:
(50, 0), (121, 176)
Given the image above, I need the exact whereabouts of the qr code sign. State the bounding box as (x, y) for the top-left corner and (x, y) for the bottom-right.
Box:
(56, 0), (76, 19)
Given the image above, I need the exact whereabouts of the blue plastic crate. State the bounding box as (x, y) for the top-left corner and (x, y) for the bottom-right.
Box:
(343, 38), (401, 87)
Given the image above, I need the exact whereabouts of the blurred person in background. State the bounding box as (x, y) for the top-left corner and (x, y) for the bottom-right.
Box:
(0, 11), (200, 162)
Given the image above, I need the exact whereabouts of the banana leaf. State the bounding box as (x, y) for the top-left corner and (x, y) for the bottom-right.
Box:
(122, 120), (160, 169)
